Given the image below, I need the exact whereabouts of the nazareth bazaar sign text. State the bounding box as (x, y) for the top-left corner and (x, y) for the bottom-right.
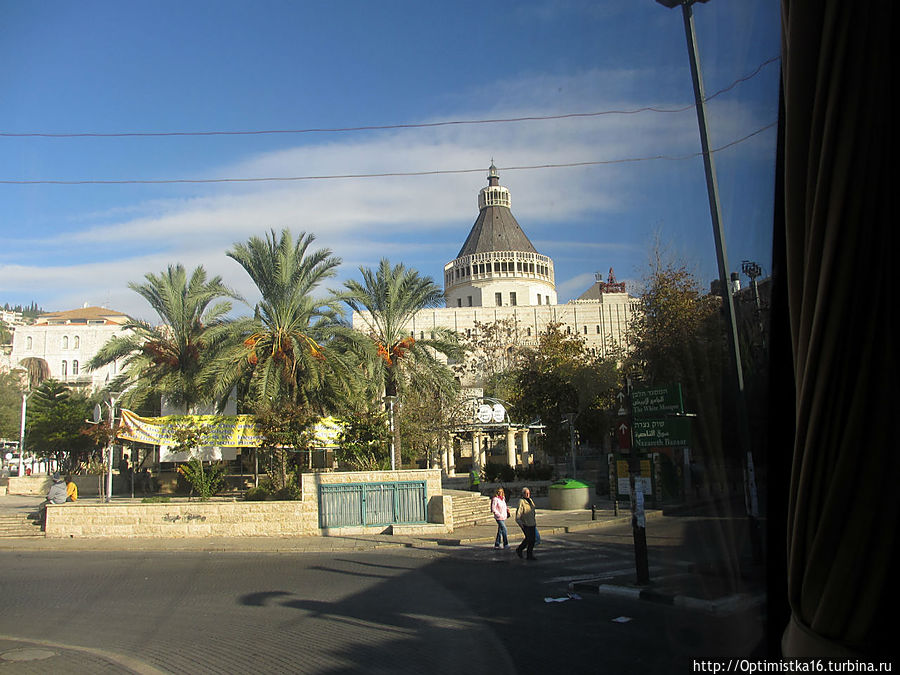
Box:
(632, 417), (692, 447)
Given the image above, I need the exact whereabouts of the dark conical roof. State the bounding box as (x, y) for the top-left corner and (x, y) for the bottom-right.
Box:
(456, 207), (538, 257)
(456, 167), (538, 257)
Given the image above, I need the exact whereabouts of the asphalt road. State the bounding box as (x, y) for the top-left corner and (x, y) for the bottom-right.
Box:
(0, 518), (766, 674)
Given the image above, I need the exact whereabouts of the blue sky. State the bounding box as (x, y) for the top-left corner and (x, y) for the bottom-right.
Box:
(0, 1), (780, 321)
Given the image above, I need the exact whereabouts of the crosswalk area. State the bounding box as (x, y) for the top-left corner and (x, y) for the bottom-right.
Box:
(449, 535), (694, 590)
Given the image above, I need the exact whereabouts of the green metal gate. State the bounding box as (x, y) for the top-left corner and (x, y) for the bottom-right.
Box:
(318, 481), (427, 528)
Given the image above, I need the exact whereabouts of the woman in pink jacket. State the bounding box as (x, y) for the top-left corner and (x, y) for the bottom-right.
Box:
(491, 487), (510, 548)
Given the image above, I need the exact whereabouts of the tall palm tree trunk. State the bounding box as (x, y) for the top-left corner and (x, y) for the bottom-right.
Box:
(385, 375), (401, 470)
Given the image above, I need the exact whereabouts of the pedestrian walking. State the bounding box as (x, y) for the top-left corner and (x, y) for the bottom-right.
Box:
(515, 487), (538, 560)
(491, 487), (510, 548)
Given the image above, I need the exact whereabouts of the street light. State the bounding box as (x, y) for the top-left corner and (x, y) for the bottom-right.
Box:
(18, 390), (36, 477)
(742, 260), (763, 311)
(657, 0), (761, 561)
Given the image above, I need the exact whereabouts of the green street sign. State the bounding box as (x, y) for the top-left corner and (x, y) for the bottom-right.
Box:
(632, 383), (684, 418)
(632, 416), (692, 447)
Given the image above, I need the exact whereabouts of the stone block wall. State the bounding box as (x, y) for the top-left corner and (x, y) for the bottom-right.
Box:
(42, 469), (446, 538)
(8, 474), (101, 496)
(44, 499), (319, 538)
(300, 468), (443, 501)
(7, 475), (53, 496)
(427, 494), (452, 527)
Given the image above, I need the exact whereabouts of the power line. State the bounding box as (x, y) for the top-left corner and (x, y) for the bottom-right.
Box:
(0, 122), (776, 185)
(0, 57), (779, 139)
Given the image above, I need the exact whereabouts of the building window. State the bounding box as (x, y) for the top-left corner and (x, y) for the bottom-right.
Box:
(457, 298), (462, 307)
(467, 296), (472, 307)
(62, 336), (69, 349)
(510, 292), (517, 306)
(26, 336), (32, 350)
(596, 325), (601, 334)
(583, 326), (588, 335)
(527, 327), (532, 336)
(72, 360), (79, 375)
(61, 361), (67, 378)
(74, 336), (80, 349)
(537, 294), (541, 305)
(495, 292), (502, 306)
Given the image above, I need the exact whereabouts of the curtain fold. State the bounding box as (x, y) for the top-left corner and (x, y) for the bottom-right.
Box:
(780, 0), (893, 657)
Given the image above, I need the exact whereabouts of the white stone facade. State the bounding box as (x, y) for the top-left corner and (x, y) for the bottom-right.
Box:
(9, 306), (130, 391)
(354, 295), (637, 359)
(444, 251), (557, 308)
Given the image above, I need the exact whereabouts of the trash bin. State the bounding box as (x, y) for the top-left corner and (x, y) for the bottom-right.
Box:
(548, 478), (591, 509)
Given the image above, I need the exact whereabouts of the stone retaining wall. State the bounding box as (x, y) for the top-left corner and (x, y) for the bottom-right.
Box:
(45, 499), (320, 538)
(8, 474), (102, 496)
(43, 468), (447, 538)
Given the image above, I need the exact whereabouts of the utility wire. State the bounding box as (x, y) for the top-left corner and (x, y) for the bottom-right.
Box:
(0, 57), (779, 139)
(0, 122), (776, 185)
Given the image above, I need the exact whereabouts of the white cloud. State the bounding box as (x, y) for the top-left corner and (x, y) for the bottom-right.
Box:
(3, 67), (774, 319)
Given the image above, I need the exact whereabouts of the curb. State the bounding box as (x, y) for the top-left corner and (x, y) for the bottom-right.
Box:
(568, 579), (766, 616)
(438, 511), (660, 546)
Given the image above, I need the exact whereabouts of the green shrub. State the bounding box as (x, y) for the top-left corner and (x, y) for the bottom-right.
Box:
(483, 462), (503, 482)
(176, 459), (227, 500)
(516, 465), (554, 481)
(272, 482), (301, 501)
(244, 486), (270, 501)
(141, 496), (171, 503)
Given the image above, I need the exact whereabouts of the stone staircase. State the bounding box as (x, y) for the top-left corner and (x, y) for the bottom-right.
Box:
(443, 489), (496, 528)
(0, 512), (44, 538)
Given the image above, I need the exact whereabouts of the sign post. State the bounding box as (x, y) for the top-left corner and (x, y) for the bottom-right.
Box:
(622, 379), (650, 585)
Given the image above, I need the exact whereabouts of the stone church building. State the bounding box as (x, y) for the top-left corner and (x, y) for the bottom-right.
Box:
(355, 163), (638, 366)
(353, 164), (639, 475)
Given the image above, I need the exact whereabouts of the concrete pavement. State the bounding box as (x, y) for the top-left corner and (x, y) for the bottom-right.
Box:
(0, 493), (764, 612)
(1, 493), (765, 673)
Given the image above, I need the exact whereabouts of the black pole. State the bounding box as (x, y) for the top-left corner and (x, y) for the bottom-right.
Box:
(678, 0), (761, 562)
(625, 378), (650, 585)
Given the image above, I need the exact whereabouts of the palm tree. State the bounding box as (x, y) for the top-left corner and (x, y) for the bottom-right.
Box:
(17, 357), (50, 391)
(343, 259), (461, 469)
(87, 264), (237, 413)
(211, 228), (357, 412)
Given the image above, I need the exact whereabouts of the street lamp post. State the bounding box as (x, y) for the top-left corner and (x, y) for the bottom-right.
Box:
(657, 0), (761, 561)
(17, 390), (35, 477)
(105, 395), (117, 502)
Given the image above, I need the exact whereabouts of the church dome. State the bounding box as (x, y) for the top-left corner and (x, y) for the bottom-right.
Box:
(444, 165), (556, 309)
